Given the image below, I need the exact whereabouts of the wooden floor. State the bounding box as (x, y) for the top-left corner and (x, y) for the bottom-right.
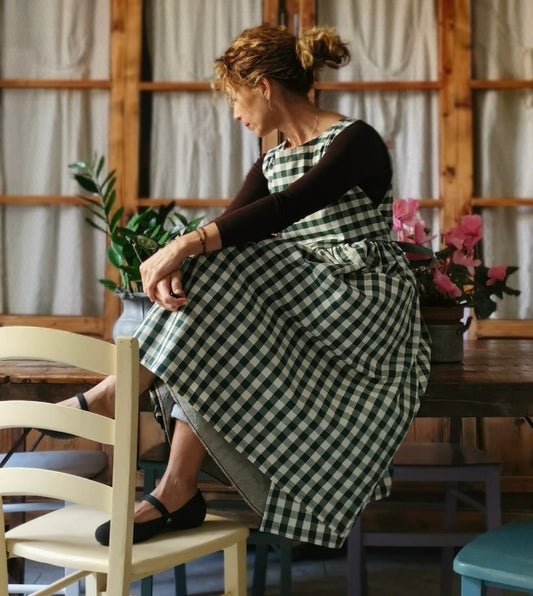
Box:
(21, 545), (471, 596)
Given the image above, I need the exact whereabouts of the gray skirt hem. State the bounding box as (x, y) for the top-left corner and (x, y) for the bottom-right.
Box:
(150, 381), (270, 517)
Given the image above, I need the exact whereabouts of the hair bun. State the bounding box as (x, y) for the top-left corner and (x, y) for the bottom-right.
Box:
(296, 27), (350, 71)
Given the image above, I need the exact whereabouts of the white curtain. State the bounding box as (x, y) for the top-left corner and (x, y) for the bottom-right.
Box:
(317, 0), (439, 201)
(473, 0), (533, 318)
(145, 0), (261, 223)
(1, 0), (530, 319)
(318, 0), (530, 319)
(0, 0), (110, 315)
(0, 0), (260, 316)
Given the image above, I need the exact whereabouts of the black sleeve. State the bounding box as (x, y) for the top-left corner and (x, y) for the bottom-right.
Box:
(214, 120), (392, 246)
(219, 155), (269, 216)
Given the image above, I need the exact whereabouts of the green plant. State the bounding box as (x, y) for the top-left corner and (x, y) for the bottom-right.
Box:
(69, 155), (203, 294)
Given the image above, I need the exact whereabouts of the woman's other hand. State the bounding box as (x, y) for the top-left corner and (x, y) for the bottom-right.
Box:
(140, 241), (185, 303)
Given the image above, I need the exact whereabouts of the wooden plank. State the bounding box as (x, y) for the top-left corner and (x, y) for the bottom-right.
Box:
(262, 0), (280, 25)
(123, 0), (142, 217)
(438, 0), (456, 231)
(136, 198), (232, 208)
(0, 315), (104, 336)
(105, 0), (127, 339)
(475, 319), (533, 339)
(454, 0), (473, 220)
(0, 79), (110, 89)
(0, 195), (93, 206)
(314, 81), (440, 90)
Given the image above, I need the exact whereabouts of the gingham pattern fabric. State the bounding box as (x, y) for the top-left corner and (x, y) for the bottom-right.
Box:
(134, 118), (431, 548)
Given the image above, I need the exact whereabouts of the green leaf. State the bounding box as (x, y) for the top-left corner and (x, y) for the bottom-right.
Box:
(73, 174), (99, 194)
(96, 155), (105, 178)
(99, 278), (119, 291)
(136, 235), (159, 251)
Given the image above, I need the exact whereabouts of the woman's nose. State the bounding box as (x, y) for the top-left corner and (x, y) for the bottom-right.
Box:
(233, 105), (241, 121)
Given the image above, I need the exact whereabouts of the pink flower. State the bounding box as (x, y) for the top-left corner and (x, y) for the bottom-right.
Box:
(432, 269), (462, 299)
(413, 220), (432, 245)
(487, 265), (507, 286)
(392, 199), (420, 232)
(452, 249), (481, 275)
(460, 214), (483, 251)
(445, 215), (482, 252)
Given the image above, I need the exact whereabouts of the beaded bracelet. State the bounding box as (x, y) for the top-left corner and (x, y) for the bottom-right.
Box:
(196, 227), (207, 254)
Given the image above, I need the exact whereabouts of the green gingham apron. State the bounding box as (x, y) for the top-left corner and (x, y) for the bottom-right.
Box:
(134, 118), (431, 548)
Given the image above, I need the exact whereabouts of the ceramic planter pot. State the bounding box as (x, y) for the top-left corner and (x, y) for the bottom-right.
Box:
(421, 306), (470, 363)
(113, 292), (153, 341)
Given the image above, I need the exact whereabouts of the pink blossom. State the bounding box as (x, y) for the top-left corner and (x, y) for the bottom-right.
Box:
(432, 269), (462, 298)
(413, 220), (432, 245)
(487, 264), (507, 286)
(392, 199), (420, 232)
(452, 249), (481, 275)
(444, 215), (482, 252)
(460, 214), (483, 251)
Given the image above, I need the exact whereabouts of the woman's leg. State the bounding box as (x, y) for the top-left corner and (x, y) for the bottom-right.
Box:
(60, 365), (207, 520)
(58, 364), (156, 418)
(135, 419), (207, 521)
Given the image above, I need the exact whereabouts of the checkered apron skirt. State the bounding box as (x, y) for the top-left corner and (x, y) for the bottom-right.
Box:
(134, 118), (431, 548)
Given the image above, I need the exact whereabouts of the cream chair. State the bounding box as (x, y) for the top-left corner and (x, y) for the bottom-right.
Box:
(0, 326), (249, 596)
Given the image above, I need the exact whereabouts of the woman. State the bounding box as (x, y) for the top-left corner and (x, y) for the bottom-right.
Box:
(63, 23), (431, 548)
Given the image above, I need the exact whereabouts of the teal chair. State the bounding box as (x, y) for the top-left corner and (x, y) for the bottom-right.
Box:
(453, 518), (533, 595)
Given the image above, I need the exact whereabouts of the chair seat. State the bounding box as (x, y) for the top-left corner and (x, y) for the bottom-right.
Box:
(1, 450), (108, 479)
(453, 519), (533, 590)
(6, 505), (248, 582)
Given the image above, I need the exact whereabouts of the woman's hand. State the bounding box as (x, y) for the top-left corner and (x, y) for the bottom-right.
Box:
(140, 240), (187, 308)
(153, 269), (188, 311)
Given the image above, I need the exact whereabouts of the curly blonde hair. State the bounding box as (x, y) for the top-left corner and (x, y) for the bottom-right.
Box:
(214, 24), (350, 96)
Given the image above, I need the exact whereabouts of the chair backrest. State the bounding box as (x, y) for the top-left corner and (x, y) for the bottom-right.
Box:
(0, 326), (139, 596)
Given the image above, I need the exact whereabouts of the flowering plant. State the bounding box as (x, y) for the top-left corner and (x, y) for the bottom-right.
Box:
(392, 199), (520, 319)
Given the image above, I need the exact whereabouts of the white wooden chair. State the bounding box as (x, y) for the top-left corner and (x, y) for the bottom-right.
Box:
(0, 326), (249, 596)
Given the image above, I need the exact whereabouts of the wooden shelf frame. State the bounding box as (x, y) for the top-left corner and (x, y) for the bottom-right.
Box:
(0, 0), (531, 337)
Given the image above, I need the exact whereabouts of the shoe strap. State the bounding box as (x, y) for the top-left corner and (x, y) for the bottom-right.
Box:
(142, 493), (170, 520)
(76, 393), (89, 411)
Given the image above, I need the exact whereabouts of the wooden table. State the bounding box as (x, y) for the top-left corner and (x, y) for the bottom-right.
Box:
(1, 339), (533, 418)
(1, 339), (533, 421)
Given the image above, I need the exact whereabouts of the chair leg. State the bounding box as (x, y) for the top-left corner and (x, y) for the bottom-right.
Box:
(140, 575), (154, 596)
(251, 536), (269, 596)
(278, 537), (292, 596)
(440, 482), (459, 596)
(85, 572), (107, 596)
(484, 470), (502, 596)
(223, 539), (248, 596)
(460, 575), (483, 596)
(346, 517), (366, 596)
(174, 564), (187, 595)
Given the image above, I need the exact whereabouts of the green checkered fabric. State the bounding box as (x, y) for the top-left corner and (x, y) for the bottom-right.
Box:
(134, 118), (431, 548)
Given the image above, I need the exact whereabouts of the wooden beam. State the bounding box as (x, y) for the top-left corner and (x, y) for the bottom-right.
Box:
(0, 315), (104, 336)
(438, 0), (457, 231)
(106, 0), (127, 339)
(454, 0), (473, 220)
(0, 80), (110, 89)
(123, 0), (142, 216)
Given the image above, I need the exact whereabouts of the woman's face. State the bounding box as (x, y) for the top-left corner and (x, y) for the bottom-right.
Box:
(231, 84), (274, 137)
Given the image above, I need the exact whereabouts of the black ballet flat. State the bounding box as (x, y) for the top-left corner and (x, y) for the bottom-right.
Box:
(38, 393), (88, 440)
(94, 489), (207, 546)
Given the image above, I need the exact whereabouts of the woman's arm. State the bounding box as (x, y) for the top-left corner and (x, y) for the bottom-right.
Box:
(214, 120), (391, 245)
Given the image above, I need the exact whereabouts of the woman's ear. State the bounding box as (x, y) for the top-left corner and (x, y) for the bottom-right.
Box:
(259, 77), (272, 101)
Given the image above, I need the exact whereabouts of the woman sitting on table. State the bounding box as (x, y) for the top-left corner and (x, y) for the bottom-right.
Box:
(53, 23), (431, 548)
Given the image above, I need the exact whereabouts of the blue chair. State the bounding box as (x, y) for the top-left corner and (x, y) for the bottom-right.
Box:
(347, 441), (502, 596)
(453, 518), (533, 595)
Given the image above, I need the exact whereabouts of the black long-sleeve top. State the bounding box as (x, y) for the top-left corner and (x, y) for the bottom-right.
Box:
(213, 120), (392, 246)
